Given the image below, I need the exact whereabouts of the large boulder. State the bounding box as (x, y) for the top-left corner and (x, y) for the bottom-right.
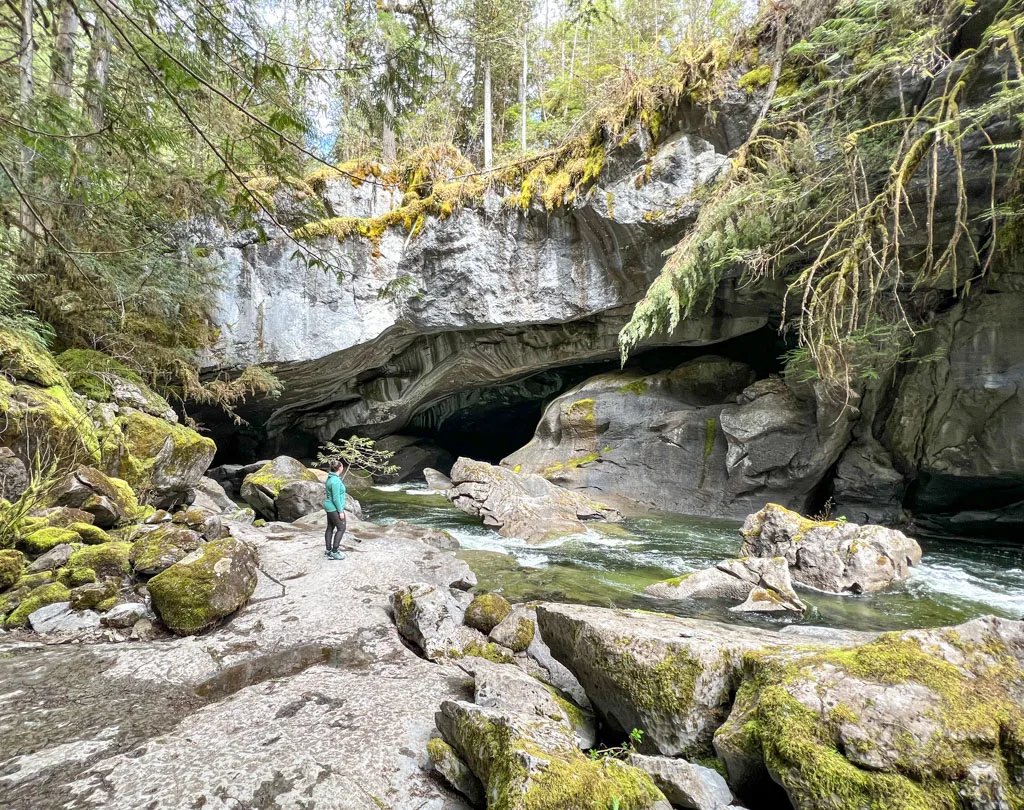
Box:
(239, 456), (322, 521)
(435, 700), (671, 810)
(192, 476), (237, 513)
(445, 457), (622, 543)
(390, 582), (482, 660)
(50, 466), (139, 528)
(628, 754), (734, 810)
(740, 503), (922, 594)
(147, 536), (258, 635)
(535, 603), (838, 757)
(129, 525), (205, 577)
(645, 557), (805, 614)
(714, 616), (1024, 810)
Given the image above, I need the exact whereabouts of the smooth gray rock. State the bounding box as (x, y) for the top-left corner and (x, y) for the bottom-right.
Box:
(458, 657), (596, 748)
(740, 503), (922, 594)
(101, 602), (151, 629)
(445, 457), (622, 543)
(423, 467), (453, 491)
(192, 476), (236, 513)
(628, 754), (734, 810)
(27, 543), (75, 573)
(646, 556), (805, 614)
(391, 582), (484, 660)
(28, 602), (102, 634)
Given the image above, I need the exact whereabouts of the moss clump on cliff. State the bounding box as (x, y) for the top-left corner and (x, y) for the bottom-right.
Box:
(56, 349), (171, 414)
(19, 527), (80, 555)
(0, 330), (66, 389)
(465, 592), (513, 634)
(0, 549), (25, 590)
(5, 582), (71, 628)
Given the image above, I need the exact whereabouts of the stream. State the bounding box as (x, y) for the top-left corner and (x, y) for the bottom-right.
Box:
(356, 484), (1024, 633)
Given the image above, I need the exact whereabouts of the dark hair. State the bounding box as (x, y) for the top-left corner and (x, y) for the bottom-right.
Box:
(330, 460), (345, 473)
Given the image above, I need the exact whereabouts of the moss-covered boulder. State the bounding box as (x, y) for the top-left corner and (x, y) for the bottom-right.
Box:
(130, 526), (204, 577)
(489, 605), (537, 652)
(148, 536), (258, 635)
(50, 466), (139, 528)
(714, 616), (1024, 810)
(391, 582), (484, 660)
(57, 349), (175, 418)
(0, 378), (101, 466)
(98, 409), (216, 509)
(0, 549), (25, 591)
(68, 522), (112, 545)
(69, 579), (119, 610)
(464, 592), (512, 634)
(19, 527), (80, 555)
(4, 582), (71, 628)
(32, 506), (95, 529)
(435, 700), (670, 810)
(0, 330), (66, 389)
(65, 541), (131, 582)
(739, 503), (923, 594)
(239, 456), (321, 521)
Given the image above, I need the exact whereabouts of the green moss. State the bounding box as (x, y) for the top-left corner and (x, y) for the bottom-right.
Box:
(617, 379), (648, 395)
(66, 542), (131, 581)
(465, 592), (513, 633)
(695, 756), (728, 778)
(3, 383), (102, 465)
(566, 398), (595, 424)
(19, 527), (80, 555)
(69, 579), (118, 609)
(393, 588), (416, 628)
(13, 571), (54, 591)
(56, 349), (172, 414)
(659, 572), (693, 588)
(543, 684), (589, 732)
(703, 417), (717, 460)
(58, 565), (96, 586)
(603, 641), (701, 717)
(252, 518), (266, 528)
(427, 737), (454, 764)
(0, 549), (25, 590)
(95, 596), (120, 612)
(243, 459), (317, 499)
(506, 615), (536, 653)
(5, 582), (71, 628)
(0, 330), (66, 389)
(68, 522), (112, 545)
(523, 755), (663, 810)
(738, 64), (773, 92)
(462, 641), (517, 665)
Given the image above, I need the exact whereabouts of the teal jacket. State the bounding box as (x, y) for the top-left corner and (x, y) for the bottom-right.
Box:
(324, 472), (346, 513)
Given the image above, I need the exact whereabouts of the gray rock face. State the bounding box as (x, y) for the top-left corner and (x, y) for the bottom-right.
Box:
(427, 738), (485, 807)
(535, 603), (839, 757)
(646, 556), (805, 614)
(191, 476), (236, 513)
(423, 467), (453, 490)
(505, 363), (853, 519)
(27, 543), (74, 573)
(628, 754), (734, 810)
(740, 503), (923, 594)
(0, 447), (28, 501)
(489, 605), (537, 652)
(28, 602), (102, 634)
(445, 457), (622, 543)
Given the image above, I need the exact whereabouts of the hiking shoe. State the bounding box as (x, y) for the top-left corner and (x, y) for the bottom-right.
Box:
(328, 550), (346, 560)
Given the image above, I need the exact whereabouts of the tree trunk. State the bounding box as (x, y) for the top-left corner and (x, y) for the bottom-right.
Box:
(483, 57), (493, 170)
(18, 0), (36, 248)
(82, 17), (112, 153)
(520, 26), (528, 154)
(382, 88), (397, 163)
(49, 0), (78, 101)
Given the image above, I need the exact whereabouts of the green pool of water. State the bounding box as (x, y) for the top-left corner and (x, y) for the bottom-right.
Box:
(354, 485), (1024, 633)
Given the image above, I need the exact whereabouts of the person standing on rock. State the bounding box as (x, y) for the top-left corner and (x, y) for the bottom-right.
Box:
(324, 460), (347, 560)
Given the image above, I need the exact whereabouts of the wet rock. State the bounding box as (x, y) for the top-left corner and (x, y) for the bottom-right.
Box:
(535, 603), (837, 757)
(381, 520), (458, 550)
(427, 737), (486, 806)
(740, 503), (922, 594)
(464, 592), (512, 633)
(50, 466), (139, 528)
(714, 616), (1024, 810)
(101, 602), (150, 629)
(646, 556), (805, 614)
(424, 467), (453, 490)
(490, 605), (537, 652)
(445, 457), (622, 543)
(239, 456), (322, 521)
(460, 657), (596, 748)
(148, 536), (258, 635)
(628, 754), (734, 810)
(27, 601), (102, 633)
(436, 700), (670, 810)
(0, 548), (25, 588)
(391, 582), (483, 659)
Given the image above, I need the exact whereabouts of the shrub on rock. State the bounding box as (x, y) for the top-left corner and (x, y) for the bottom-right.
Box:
(465, 592), (512, 633)
(148, 536), (258, 635)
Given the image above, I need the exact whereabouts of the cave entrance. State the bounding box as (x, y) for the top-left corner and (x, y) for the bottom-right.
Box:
(404, 325), (790, 469)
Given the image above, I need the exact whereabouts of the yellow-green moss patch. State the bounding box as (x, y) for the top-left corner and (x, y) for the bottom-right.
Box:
(5, 582), (71, 628)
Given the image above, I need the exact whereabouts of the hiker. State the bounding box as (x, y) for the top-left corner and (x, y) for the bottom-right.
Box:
(324, 460), (347, 560)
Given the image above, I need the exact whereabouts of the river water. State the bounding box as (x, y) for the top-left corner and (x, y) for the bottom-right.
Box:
(356, 484), (1024, 633)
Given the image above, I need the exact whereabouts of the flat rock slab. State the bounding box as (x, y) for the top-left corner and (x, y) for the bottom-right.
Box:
(27, 602), (102, 634)
(0, 521), (476, 810)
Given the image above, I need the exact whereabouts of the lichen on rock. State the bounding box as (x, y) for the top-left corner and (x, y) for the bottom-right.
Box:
(465, 592), (513, 633)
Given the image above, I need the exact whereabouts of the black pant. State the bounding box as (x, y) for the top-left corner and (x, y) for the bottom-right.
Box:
(325, 510), (346, 552)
